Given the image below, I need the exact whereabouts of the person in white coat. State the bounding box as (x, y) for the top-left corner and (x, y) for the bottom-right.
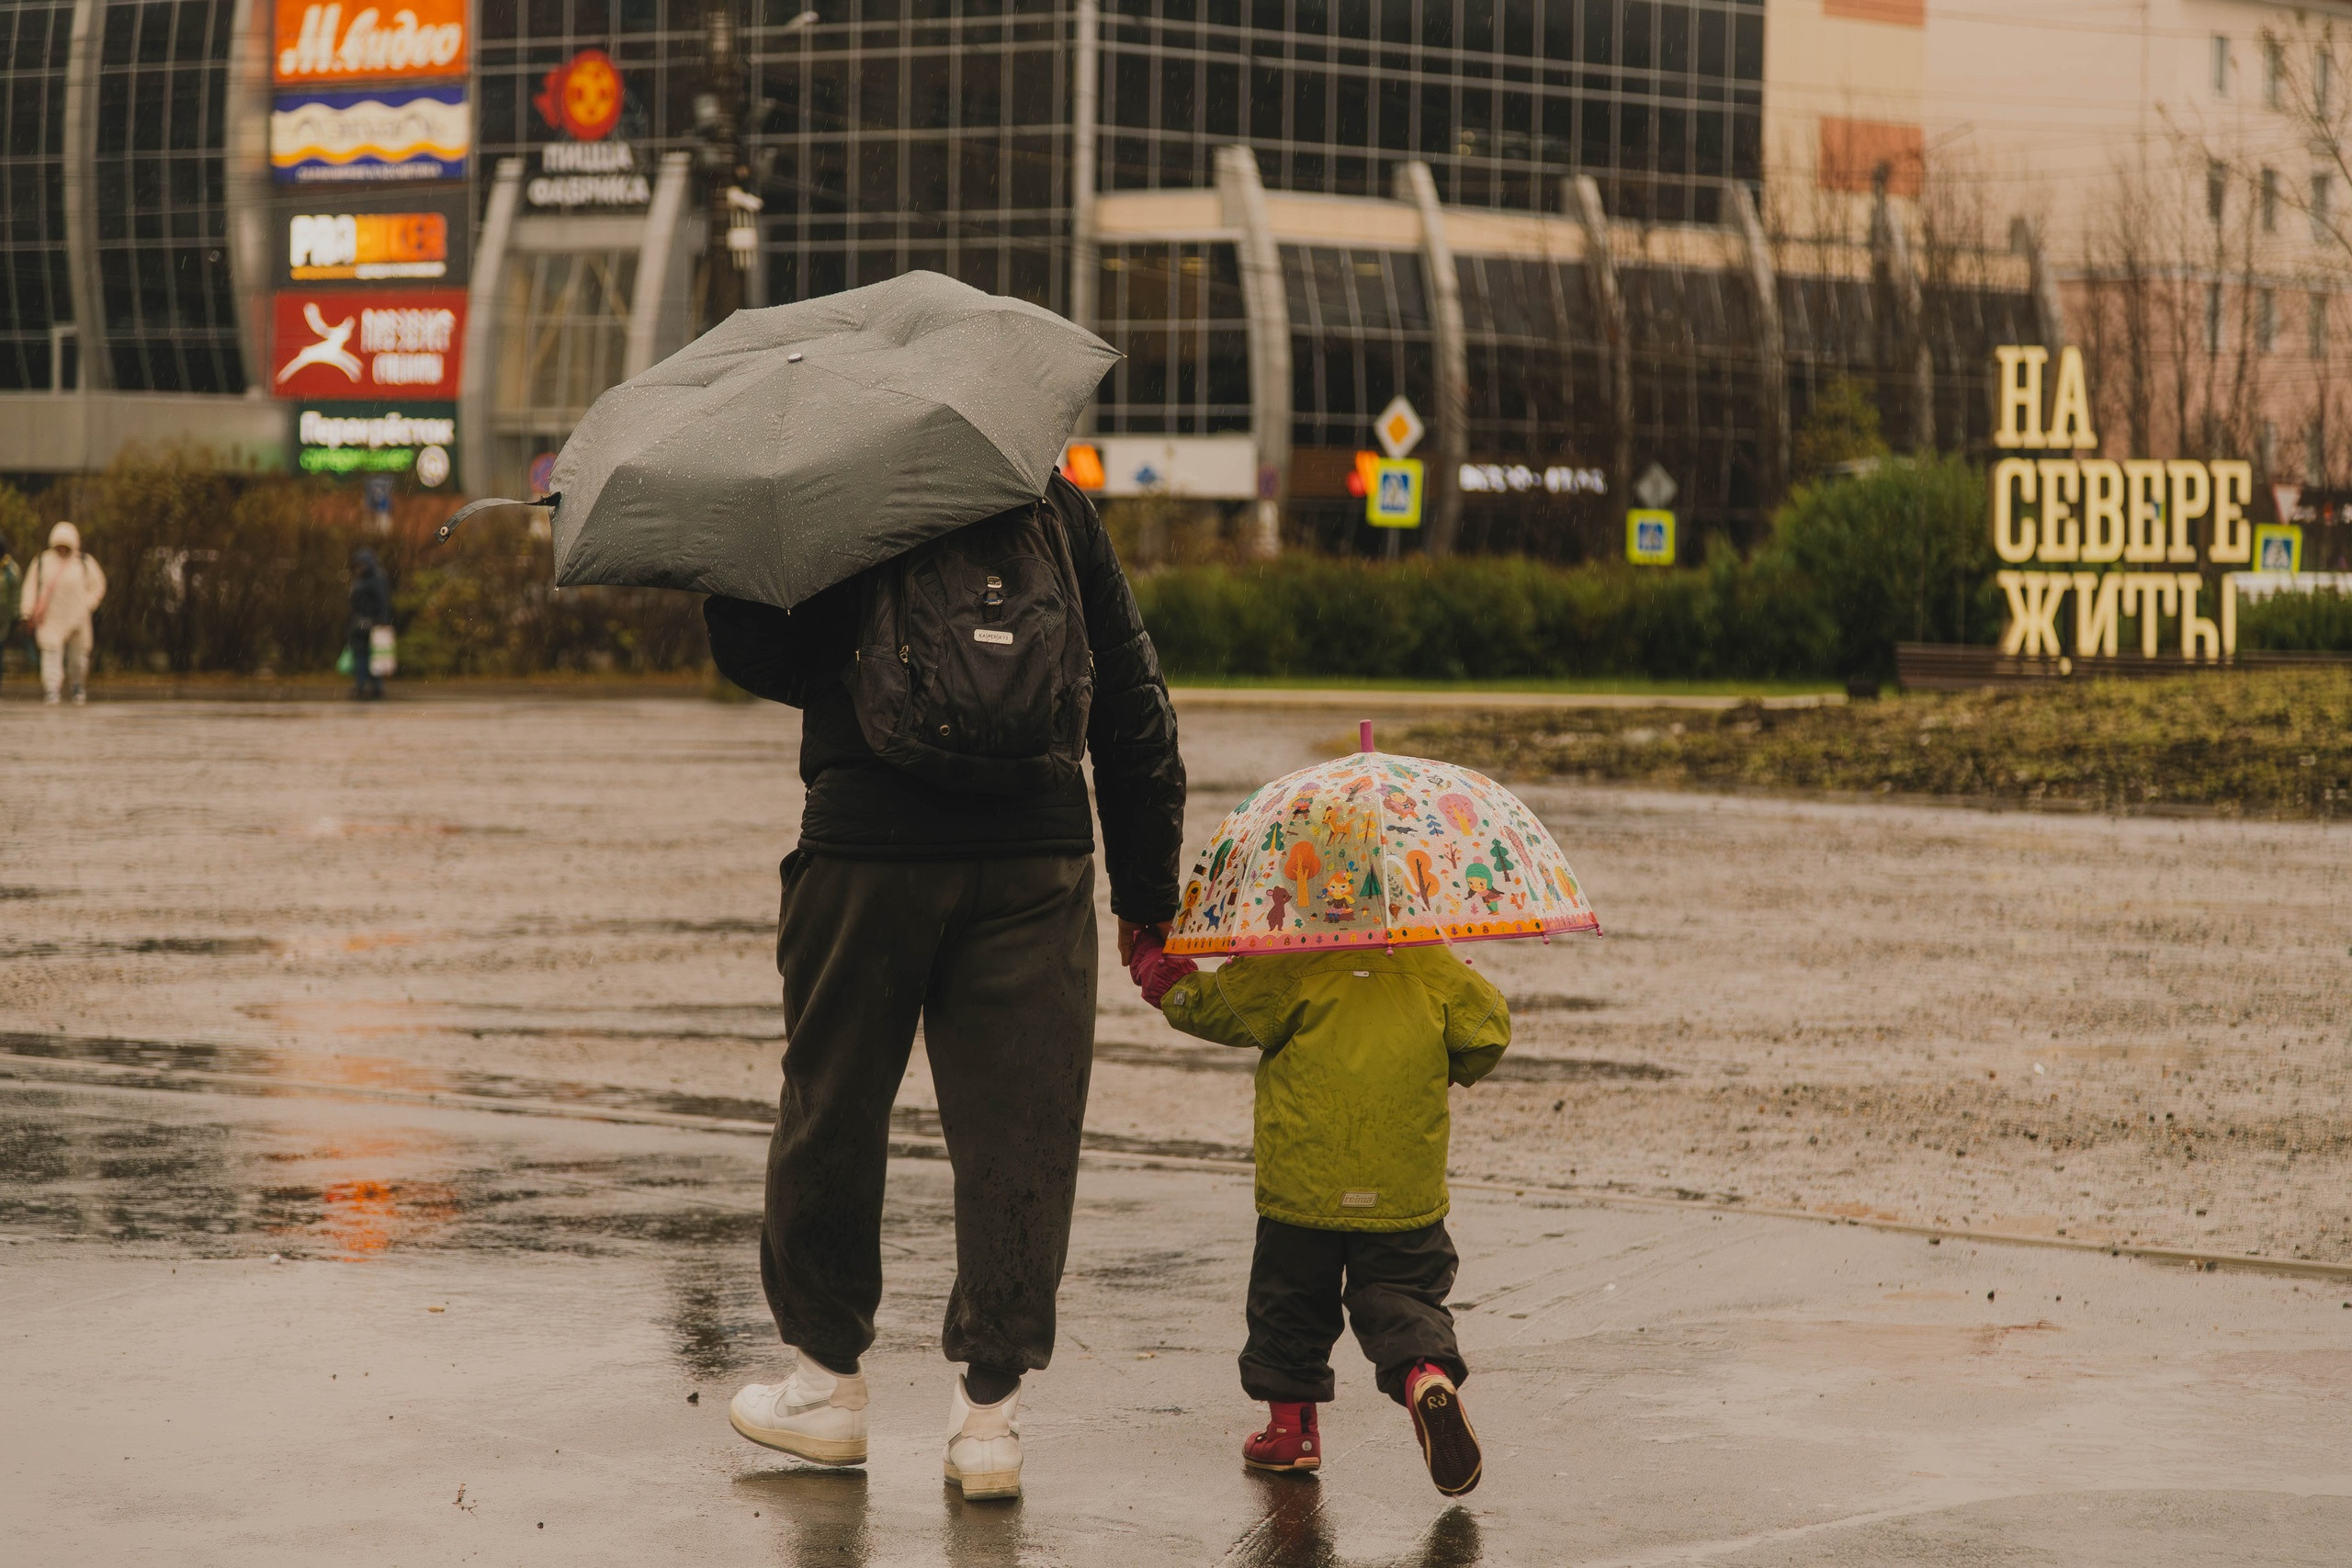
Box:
(19, 521), (107, 705)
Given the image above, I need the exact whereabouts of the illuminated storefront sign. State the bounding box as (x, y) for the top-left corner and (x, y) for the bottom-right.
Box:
(536, 49), (625, 141)
(522, 50), (647, 209)
(274, 0), (469, 85)
(295, 403), (457, 486)
(1058, 437), (1256, 499)
(270, 84), (469, 184)
(1987, 345), (2262, 660)
(272, 289), (466, 400)
(285, 202), (457, 281)
(1457, 462), (1608, 495)
(527, 141), (651, 209)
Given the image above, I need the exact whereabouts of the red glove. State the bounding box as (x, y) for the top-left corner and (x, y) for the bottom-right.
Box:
(1127, 931), (1197, 1009)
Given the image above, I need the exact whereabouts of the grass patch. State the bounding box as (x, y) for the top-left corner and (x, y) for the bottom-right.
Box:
(1403, 669), (2352, 818)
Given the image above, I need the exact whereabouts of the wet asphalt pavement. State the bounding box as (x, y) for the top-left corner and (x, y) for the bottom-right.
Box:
(4, 696), (2349, 1562)
(8, 1021), (2351, 1564)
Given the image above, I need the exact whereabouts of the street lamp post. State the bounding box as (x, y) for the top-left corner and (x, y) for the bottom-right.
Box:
(696, 6), (813, 330)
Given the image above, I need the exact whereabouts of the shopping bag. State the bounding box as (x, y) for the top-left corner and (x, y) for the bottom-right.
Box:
(368, 625), (397, 678)
(335, 643), (354, 676)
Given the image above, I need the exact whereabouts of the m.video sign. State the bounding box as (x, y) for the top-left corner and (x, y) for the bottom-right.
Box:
(274, 0), (469, 85)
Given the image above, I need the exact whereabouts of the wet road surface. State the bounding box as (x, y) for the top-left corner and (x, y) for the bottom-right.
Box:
(5, 696), (2349, 1562)
(6, 1045), (2348, 1565)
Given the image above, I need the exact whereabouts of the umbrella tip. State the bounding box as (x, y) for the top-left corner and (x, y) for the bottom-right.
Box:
(1359, 719), (1374, 753)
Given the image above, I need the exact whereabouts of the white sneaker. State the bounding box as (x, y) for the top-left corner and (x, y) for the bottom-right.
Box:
(729, 1358), (869, 1465)
(943, 1377), (1023, 1500)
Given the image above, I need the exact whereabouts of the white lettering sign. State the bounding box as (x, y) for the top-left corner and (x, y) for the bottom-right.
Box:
(278, 5), (466, 79)
(526, 143), (650, 209)
(299, 409), (457, 449)
(1458, 463), (1608, 496)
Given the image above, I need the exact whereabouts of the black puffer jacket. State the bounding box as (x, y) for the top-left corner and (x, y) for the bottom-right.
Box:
(705, 473), (1186, 925)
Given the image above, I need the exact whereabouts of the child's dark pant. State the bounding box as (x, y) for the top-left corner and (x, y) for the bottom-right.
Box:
(1240, 1216), (1466, 1404)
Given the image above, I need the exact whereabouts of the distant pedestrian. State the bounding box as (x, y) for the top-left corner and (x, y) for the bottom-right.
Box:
(20, 522), (106, 706)
(348, 548), (391, 701)
(0, 529), (20, 698)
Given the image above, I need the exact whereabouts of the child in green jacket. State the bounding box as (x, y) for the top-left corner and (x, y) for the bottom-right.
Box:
(1129, 936), (1510, 1496)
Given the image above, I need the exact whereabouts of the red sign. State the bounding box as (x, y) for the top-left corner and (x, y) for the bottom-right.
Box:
(534, 49), (624, 141)
(272, 289), (467, 401)
(274, 0), (469, 85)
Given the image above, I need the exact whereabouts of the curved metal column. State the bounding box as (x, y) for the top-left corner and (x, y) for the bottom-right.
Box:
(1570, 175), (1633, 513)
(1068, 0), (1100, 347)
(1216, 144), (1290, 558)
(628, 153), (696, 378)
(225, 0), (273, 396)
(1871, 178), (1933, 452)
(2010, 216), (2068, 353)
(459, 159), (526, 496)
(1728, 181), (1788, 502)
(61, 0), (105, 389)
(1396, 160), (1465, 557)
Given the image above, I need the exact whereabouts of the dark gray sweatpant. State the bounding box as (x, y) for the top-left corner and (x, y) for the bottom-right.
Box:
(761, 850), (1097, 1377)
(1241, 1216), (1467, 1404)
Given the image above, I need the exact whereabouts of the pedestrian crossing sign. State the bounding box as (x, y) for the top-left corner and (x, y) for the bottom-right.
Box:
(1626, 508), (1676, 565)
(1366, 457), (1423, 527)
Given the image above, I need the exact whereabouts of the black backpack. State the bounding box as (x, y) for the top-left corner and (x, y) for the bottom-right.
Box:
(850, 496), (1094, 795)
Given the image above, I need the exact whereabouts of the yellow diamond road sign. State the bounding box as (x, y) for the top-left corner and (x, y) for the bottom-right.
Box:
(1374, 396), (1425, 460)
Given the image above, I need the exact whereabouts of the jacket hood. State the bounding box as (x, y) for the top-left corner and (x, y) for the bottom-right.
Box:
(352, 547), (380, 570)
(49, 522), (79, 552)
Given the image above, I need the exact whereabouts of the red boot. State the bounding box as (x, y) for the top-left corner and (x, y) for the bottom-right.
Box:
(1405, 1361), (1481, 1496)
(1241, 1401), (1321, 1472)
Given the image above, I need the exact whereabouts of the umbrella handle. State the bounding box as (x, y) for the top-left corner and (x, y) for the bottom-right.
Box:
(435, 493), (560, 546)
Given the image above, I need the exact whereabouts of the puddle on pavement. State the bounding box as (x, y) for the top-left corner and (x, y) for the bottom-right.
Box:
(499, 917), (775, 938)
(0, 1078), (767, 1261)
(0, 1032), (1269, 1266)
(0, 1030), (779, 1123)
(0, 936), (279, 960)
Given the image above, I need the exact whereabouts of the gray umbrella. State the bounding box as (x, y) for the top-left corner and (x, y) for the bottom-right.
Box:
(455, 271), (1118, 611)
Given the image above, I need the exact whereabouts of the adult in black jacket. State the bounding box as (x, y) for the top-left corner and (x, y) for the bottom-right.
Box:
(709, 473), (1184, 1494)
(347, 549), (391, 702)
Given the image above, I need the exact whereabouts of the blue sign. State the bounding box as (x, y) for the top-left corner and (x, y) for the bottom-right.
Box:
(270, 85), (470, 185)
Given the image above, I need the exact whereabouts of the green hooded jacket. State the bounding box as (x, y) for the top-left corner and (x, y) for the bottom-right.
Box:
(1159, 945), (1510, 1232)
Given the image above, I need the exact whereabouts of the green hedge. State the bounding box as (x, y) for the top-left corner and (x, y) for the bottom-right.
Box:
(1136, 455), (1997, 682)
(2237, 588), (2352, 652)
(0, 451), (705, 678)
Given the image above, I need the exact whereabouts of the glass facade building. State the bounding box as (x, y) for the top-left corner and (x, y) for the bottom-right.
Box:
(1090, 0), (1762, 221)
(92, 0), (246, 392)
(6, 0), (2047, 566)
(0, 0), (75, 389)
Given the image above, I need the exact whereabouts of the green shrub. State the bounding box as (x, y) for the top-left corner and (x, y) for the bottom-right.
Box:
(1133, 459), (1985, 682)
(1748, 454), (1998, 682)
(2236, 588), (2352, 652)
(49, 448), (706, 678)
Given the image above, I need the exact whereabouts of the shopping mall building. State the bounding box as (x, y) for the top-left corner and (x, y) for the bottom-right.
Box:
(0, 0), (2071, 558)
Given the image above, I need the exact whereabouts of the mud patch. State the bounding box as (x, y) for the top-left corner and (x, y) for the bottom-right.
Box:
(1509, 993), (1611, 1012)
